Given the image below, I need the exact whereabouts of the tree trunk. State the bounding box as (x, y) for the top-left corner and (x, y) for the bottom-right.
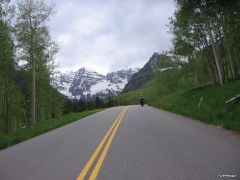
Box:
(31, 56), (36, 124)
(224, 35), (236, 79)
(4, 78), (11, 133)
(202, 51), (215, 84)
(29, 0), (36, 125)
(208, 28), (224, 85)
(201, 30), (219, 84)
(232, 47), (240, 79)
(205, 44), (218, 84)
(31, 30), (36, 124)
(1, 78), (11, 134)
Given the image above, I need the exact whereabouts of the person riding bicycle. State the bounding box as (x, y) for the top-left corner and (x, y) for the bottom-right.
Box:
(139, 95), (145, 107)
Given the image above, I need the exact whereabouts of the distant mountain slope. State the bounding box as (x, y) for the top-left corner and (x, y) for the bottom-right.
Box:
(122, 52), (175, 93)
(54, 68), (138, 100)
(55, 71), (75, 97)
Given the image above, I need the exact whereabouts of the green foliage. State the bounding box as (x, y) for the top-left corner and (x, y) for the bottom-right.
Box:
(0, 18), (23, 134)
(0, 0), (65, 134)
(0, 109), (103, 150)
(170, 0), (240, 84)
(154, 53), (177, 69)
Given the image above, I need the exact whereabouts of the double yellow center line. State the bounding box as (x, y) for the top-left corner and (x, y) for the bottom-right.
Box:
(77, 107), (128, 180)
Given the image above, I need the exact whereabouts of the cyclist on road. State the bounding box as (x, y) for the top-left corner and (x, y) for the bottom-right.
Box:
(139, 95), (145, 107)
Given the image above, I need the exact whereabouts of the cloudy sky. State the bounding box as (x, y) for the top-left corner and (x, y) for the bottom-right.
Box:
(48, 0), (175, 74)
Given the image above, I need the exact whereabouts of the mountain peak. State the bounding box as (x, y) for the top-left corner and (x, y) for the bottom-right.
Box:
(79, 67), (86, 71)
(78, 67), (93, 73)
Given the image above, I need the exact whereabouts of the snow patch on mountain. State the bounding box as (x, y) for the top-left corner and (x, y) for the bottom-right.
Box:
(54, 71), (75, 97)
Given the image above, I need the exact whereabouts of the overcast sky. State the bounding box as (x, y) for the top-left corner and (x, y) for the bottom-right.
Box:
(48, 0), (175, 74)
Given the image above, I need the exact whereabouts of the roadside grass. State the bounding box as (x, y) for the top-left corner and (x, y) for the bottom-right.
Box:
(118, 80), (240, 132)
(0, 109), (103, 150)
(152, 81), (240, 132)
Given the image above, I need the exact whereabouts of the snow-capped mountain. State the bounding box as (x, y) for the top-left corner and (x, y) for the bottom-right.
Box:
(55, 67), (138, 100)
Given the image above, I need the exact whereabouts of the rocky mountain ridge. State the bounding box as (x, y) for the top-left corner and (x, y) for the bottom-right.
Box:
(122, 52), (175, 93)
(55, 68), (138, 100)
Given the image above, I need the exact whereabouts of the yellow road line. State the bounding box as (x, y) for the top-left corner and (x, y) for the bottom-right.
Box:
(89, 107), (128, 180)
(77, 107), (127, 180)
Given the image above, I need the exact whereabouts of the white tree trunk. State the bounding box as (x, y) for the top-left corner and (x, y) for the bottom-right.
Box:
(208, 28), (223, 85)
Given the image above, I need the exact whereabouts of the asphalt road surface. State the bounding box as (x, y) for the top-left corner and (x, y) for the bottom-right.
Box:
(0, 105), (240, 180)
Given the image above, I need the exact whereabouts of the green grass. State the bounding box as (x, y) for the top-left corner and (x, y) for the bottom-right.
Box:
(0, 109), (103, 150)
(118, 80), (240, 132)
(152, 81), (240, 132)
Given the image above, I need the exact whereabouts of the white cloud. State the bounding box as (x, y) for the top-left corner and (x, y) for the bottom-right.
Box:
(49, 0), (175, 74)
(56, 34), (73, 46)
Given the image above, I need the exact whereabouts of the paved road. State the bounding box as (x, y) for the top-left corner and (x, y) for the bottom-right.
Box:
(0, 106), (240, 180)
